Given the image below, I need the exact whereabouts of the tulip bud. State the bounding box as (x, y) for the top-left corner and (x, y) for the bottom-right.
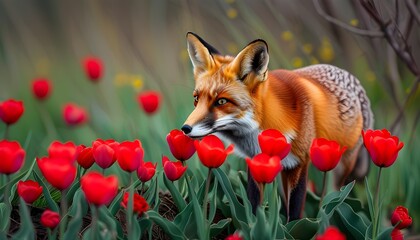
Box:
(137, 91), (161, 115)
(0, 99), (24, 125)
(32, 78), (52, 100)
(17, 180), (43, 204)
(40, 210), (60, 229)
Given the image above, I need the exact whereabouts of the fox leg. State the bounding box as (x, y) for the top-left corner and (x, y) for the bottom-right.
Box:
(247, 169), (260, 214)
(282, 163), (308, 222)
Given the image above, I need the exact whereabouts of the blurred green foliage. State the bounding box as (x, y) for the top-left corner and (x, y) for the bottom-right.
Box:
(0, 0), (419, 234)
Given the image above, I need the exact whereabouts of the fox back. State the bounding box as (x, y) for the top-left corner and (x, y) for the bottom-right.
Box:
(182, 32), (373, 220)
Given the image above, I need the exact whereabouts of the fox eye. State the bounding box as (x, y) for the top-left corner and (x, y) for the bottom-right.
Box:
(194, 95), (199, 102)
(215, 98), (228, 106)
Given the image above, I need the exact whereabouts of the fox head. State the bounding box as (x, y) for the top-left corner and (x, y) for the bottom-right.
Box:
(181, 32), (269, 155)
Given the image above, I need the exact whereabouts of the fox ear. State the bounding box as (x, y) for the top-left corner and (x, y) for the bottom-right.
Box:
(186, 32), (219, 74)
(231, 40), (269, 82)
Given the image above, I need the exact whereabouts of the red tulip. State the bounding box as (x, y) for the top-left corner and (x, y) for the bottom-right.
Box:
(77, 145), (95, 169)
(194, 135), (234, 168)
(316, 226), (346, 240)
(92, 139), (119, 169)
(48, 141), (80, 163)
(258, 129), (291, 159)
(37, 157), (76, 190)
(81, 171), (119, 206)
(362, 129), (404, 168)
(0, 140), (25, 175)
(225, 233), (243, 240)
(83, 57), (103, 82)
(40, 209), (60, 229)
(166, 129), (196, 161)
(63, 103), (88, 126)
(310, 138), (347, 172)
(391, 229), (404, 240)
(391, 206), (412, 229)
(32, 78), (52, 100)
(0, 99), (24, 125)
(137, 160), (157, 182)
(162, 155), (187, 181)
(137, 91), (161, 115)
(121, 192), (149, 216)
(245, 153), (282, 184)
(116, 140), (144, 172)
(17, 180), (43, 204)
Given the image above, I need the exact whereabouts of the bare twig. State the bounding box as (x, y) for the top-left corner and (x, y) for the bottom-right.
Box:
(390, 76), (420, 132)
(313, 0), (384, 37)
(360, 0), (420, 75)
(405, 0), (420, 25)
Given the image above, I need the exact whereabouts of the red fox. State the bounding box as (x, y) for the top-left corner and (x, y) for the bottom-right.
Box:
(181, 32), (374, 221)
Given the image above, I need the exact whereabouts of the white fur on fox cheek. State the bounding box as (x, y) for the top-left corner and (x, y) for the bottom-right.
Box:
(188, 123), (213, 138)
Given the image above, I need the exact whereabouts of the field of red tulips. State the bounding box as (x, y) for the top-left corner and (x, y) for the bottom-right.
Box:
(1, 1), (419, 240)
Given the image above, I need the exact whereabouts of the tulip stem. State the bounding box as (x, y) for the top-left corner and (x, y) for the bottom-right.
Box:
(127, 172), (135, 240)
(140, 181), (145, 195)
(259, 183), (265, 205)
(59, 189), (68, 239)
(372, 167), (383, 240)
(91, 205), (98, 240)
(3, 125), (9, 139)
(2, 175), (11, 233)
(202, 168), (212, 222)
(4, 175), (10, 206)
(319, 171), (327, 208)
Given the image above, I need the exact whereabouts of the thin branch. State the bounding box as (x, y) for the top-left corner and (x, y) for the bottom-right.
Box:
(391, 76), (420, 132)
(405, 0), (420, 25)
(313, 0), (384, 37)
(360, 0), (420, 75)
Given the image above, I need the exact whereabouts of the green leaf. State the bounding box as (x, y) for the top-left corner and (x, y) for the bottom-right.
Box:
(163, 174), (187, 210)
(365, 223), (373, 240)
(251, 206), (271, 240)
(238, 179), (254, 223)
(286, 218), (320, 239)
(305, 189), (321, 218)
(186, 177), (206, 240)
(334, 202), (368, 239)
(268, 181), (281, 237)
(98, 206), (118, 239)
(144, 177), (159, 205)
(68, 189), (88, 217)
(322, 180), (355, 217)
(146, 210), (185, 240)
(0, 203), (11, 232)
(9, 157), (38, 203)
(365, 177), (374, 221)
(173, 202), (193, 227)
(33, 171), (59, 212)
(109, 189), (124, 216)
(213, 168), (247, 227)
(131, 215), (142, 240)
(210, 218), (231, 237)
(64, 190), (85, 240)
(66, 180), (81, 203)
(208, 178), (218, 224)
(11, 198), (35, 240)
(377, 227), (393, 240)
(0, 232), (7, 240)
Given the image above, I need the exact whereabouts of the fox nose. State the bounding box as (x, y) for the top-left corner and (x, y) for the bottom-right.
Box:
(181, 124), (192, 134)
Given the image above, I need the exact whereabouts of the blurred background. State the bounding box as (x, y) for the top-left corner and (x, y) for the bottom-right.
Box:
(0, 0), (419, 233)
